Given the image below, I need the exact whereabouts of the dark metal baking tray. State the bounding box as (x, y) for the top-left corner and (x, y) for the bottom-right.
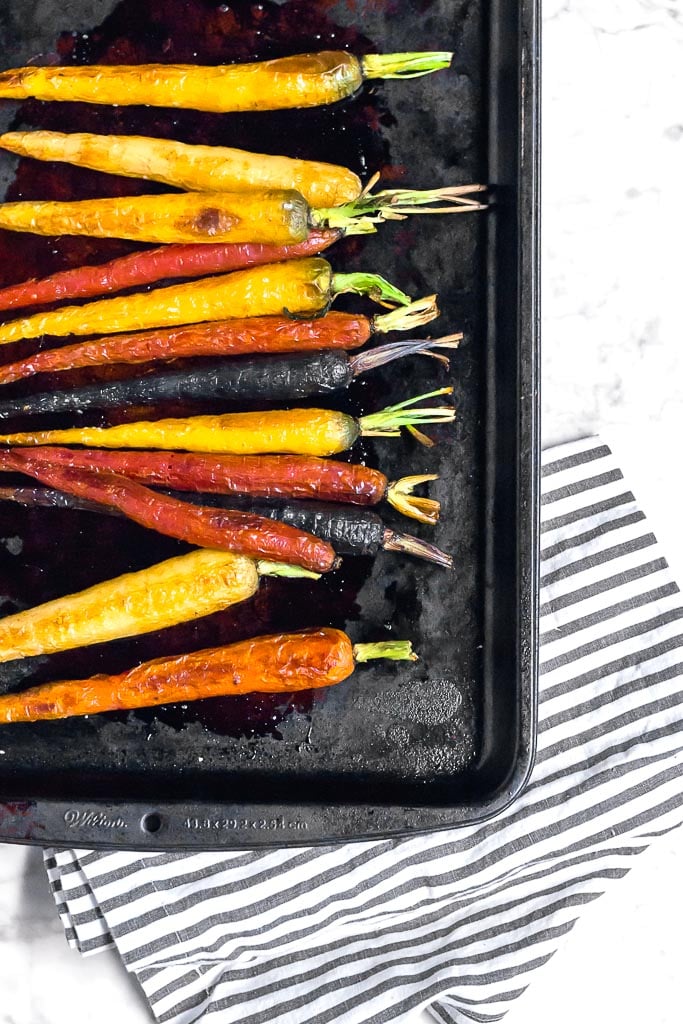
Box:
(0, 0), (539, 849)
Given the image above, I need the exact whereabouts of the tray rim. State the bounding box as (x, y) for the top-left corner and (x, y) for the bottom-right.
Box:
(0, 0), (541, 850)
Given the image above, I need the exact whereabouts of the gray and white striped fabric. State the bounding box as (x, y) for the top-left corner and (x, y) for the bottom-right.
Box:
(44, 436), (683, 1024)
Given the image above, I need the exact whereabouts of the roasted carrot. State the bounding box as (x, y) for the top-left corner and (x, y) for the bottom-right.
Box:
(0, 189), (322, 246)
(0, 627), (417, 723)
(0, 484), (109, 517)
(0, 51), (452, 113)
(0, 231), (340, 317)
(0, 388), (456, 455)
(177, 496), (453, 567)
(0, 450), (338, 573)
(0, 131), (361, 207)
(0, 298), (438, 385)
(0, 337), (459, 419)
(0, 184), (485, 246)
(0, 484), (451, 568)
(0, 448), (442, 524)
(0, 550), (316, 664)
(0, 258), (410, 347)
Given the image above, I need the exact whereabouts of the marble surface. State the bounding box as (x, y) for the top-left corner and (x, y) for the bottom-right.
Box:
(1, 0), (683, 1022)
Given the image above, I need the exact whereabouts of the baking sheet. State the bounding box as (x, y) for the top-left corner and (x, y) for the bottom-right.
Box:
(0, 0), (539, 847)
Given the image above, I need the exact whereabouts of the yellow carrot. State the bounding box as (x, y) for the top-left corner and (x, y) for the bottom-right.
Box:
(0, 51), (453, 113)
(0, 189), (311, 246)
(0, 389), (456, 456)
(0, 181), (483, 248)
(0, 130), (362, 208)
(0, 258), (411, 346)
(0, 550), (316, 664)
(0, 409), (356, 457)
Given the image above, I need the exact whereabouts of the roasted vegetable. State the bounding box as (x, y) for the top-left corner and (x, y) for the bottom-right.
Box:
(177, 495), (453, 567)
(0, 484), (107, 517)
(0, 231), (340, 317)
(0, 450), (338, 573)
(0, 337), (459, 419)
(0, 627), (417, 723)
(0, 183), (484, 246)
(0, 51), (452, 112)
(0, 130), (361, 207)
(0, 298), (439, 385)
(0, 258), (410, 346)
(0, 550), (315, 664)
(0, 388), (456, 455)
(0, 449), (442, 524)
(0, 485), (452, 567)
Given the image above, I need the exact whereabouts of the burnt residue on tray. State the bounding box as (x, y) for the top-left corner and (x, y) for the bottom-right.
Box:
(0, 0), (485, 796)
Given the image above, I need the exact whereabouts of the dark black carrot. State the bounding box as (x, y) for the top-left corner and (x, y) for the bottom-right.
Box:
(187, 495), (454, 567)
(0, 485), (452, 568)
(0, 485), (110, 516)
(0, 337), (459, 420)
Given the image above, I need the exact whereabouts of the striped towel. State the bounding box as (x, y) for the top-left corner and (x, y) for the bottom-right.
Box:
(44, 436), (683, 1024)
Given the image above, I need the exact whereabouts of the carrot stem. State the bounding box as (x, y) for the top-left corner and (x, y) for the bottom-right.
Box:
(256, 560), (320, 580)
(332, 272), (411, 308)
(382, 530), (452, 569)
(349, 334), (460, 377)
(315, 185), (487, 231)
(359, 387), (456, 440)
(362, 52), (453, 80)
(373, 296), (439, 334)
(385, 475), (441, 525)
(353, 641), (417, 663)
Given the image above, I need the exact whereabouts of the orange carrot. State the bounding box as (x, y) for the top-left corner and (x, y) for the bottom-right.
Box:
(0, 628), (417, 722)
(0, 298), (438, 385)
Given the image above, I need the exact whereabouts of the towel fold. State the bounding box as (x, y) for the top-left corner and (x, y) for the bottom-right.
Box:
(45, 436), (683, 1024)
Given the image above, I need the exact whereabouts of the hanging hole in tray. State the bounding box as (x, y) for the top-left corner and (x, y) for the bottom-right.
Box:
(141, 812), (163, 834)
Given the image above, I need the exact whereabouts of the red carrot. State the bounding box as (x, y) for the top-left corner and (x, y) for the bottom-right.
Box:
(0, 446), (442, 524)
(2, 449), (337, 573)
(0, 230), (340, 316)
(0, 298), (437, 387)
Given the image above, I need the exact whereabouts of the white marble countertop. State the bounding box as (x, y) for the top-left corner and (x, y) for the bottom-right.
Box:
(1, 1), (682, 1021)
